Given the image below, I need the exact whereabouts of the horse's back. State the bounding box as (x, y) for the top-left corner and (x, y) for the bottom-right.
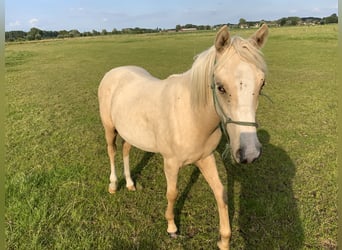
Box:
(98, 66), (159, 116)
(100, 66), (158, 88)
(98, 66), (164, 152)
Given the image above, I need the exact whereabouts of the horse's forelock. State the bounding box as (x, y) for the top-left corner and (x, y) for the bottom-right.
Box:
(219, 36), (267, 73)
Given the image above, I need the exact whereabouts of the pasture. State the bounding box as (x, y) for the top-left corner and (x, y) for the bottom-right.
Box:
(5, 25), (337, 249)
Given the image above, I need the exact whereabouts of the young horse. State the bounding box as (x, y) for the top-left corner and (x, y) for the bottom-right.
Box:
(98, 24), (269, 249)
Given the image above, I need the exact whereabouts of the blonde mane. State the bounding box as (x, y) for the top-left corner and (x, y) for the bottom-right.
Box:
(190, 36), (267, 108)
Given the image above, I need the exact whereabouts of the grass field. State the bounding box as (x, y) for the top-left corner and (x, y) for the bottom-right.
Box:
(5, 25), (337, 249)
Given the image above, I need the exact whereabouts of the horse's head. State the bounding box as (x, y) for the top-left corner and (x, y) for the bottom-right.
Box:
(213, 24), (269, 164)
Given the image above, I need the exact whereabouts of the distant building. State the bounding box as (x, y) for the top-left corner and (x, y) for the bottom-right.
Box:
(179, 28), (197, 32)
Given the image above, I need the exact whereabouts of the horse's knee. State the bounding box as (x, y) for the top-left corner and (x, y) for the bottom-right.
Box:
(220, 228), (231, 241)
(166, 189), (178, 201)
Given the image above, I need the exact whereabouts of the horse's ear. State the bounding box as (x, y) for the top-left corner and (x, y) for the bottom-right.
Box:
(215, 25), (230, 52)
(249, 24), (269, 48)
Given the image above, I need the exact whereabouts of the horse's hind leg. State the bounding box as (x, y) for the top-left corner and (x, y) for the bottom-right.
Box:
(122, 141), (136, 191)
(104, 126), (118, 194)
(163, 158), (180, 237)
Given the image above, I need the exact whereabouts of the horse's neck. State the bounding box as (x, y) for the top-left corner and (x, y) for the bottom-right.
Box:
(180, 70), (221, 134)
(197, 102), (221, 135)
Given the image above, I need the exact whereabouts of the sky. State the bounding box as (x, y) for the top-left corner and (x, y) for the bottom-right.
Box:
(5, 0), (338, 32)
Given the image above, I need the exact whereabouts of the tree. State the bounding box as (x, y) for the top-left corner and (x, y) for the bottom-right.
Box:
(57, 30), (69, 38)
(92, 29), (100, 36)
(35, 33), (42, 40)
(278, 17), (287, 26)
(112, 28), (121, 34)
(184, 24), (195, 28)
(239, 18), (247, 26)
(27, 27), (43, 40)
(288, 16), (301, 25)
(323, 13), (338, 24)
(5, 30), (27, 41)
(42, 30), (59, 39)
(69, 29), (80, 38)
(82, 31), (93, 37)
(176, 24), (181, 32)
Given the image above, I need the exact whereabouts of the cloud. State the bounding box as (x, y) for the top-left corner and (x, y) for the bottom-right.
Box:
(9, 20), (21, 27)
(312, 7), (321, 13)
(69, 7), (85, 13)
(29, 18), (39, 26)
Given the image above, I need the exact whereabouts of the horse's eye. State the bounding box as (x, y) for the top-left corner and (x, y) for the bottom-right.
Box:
(217, 85), (226, 94)
(260, 79), (266, 92)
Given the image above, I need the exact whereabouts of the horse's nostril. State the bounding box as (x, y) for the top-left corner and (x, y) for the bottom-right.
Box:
(236, 148), (247, 164)
(240, 158), (248, 164)
(237, 146), (262, 164)
(236, 148), (241, 161)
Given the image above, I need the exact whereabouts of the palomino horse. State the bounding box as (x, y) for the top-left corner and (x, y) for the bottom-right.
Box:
(98, 24), (269, 249)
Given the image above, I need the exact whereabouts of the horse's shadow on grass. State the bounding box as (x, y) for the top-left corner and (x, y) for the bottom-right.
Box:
(174, 166), (201, 234)
(172, 129), (303, 249)
(219, 129), (304, 249)
(115, 129), (304, 248)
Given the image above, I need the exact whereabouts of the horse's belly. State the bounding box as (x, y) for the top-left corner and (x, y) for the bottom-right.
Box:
(118, 126), (158, 153)
(113, 107), (159, 153)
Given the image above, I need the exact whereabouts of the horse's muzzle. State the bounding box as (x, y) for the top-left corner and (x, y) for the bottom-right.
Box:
(236, 144), (262, 164)
(234, 133), (262, 163)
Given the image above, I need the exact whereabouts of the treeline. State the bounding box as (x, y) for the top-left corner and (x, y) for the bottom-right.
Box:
(175, 24), (212, 31)
(5, 13), (338, 42)
(237, 13), (338, 28)
(5, 27), (162, 42)
(277, 13), (338, 26)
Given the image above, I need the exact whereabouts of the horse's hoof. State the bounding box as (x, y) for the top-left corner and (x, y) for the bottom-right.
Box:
(168, 232), (178, 239)
(127, 185), (136, 191)
(217, 240), (229, 250)
(108, 183), (117, 194)
(108, 187), (116, 194)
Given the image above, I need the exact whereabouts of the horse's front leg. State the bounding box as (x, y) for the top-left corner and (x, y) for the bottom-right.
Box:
(163, 158), (180, 237)
(196, 154), (231, 250)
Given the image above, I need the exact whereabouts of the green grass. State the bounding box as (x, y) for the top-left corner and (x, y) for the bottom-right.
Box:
(5, 25), (337, 249)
